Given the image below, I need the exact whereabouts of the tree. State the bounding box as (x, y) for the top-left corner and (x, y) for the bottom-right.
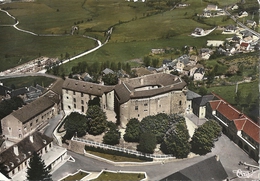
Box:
(137, 132), (157, 154)
(64, 112), (88, 139)
(140, 113), (169, 143)
(191, 120), (221, 155)
(124, 118), (141, 142)
(152, 58), (159, 68)
(88, 97), (100, 107)
(102, 73), (118, 85)
(143, 56), (151, 67)
(103, 122), (120, 145)
(26, 152), (52, 181)
(161, 120), (190, 158)
(86, 105), (107, 135)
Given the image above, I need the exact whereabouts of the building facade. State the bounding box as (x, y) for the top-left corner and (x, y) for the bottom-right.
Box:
(114, 73), (187, 127)
(1, 92), (60, 141)
(0, 131), (67, 179)
(206, 94), (259, 162)
(62, 78), (115, 114)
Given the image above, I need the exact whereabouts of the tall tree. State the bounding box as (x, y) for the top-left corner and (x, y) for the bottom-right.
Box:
(102, 73), (118, 85)
(26, 152), (52, 181)
(191, 120), (221, 155)
(137, 132), (157, 154)
(86, 105), (107, 135)
(124, 118), (141, 142)
(103, 122), (120, 145)
(160, 120), (191, 158)
(64, 112), (88, 139)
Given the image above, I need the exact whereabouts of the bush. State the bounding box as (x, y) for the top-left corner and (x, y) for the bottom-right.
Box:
(84, 145), (153, 161)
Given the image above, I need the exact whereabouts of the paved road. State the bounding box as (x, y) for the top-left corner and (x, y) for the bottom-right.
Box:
(43, 112), (64, 137)
(51, 134), (257, 181)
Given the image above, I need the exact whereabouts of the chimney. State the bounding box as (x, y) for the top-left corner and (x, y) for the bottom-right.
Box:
(29, 135), (33, 143)
(13, 145), (19, 156)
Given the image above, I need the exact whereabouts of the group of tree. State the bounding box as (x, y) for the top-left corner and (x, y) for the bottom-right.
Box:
(64, 104), (108, 140)
(143, 56), (159, 68)
(70, 61), (132, 77)
(124, 113), (222, 158)
(63, 103), (121, 145)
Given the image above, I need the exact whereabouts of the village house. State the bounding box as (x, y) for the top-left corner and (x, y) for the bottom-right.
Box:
(206, 93), (259, 161)
(192, 94), (215, 119)
(238, 11), (248, 18)
(200, 48), (212, 60)
(246, 20), (256, 28)
(114, 73), (187, 127)
(205, 4), (218, 11)
(223, 25), (237, 34)
(239, 42), (250, 52)
(186, 90), (201, 114)
(0, 131), (67, 180)
(193, 67), (205, 81)
(192, 28), (204, 36)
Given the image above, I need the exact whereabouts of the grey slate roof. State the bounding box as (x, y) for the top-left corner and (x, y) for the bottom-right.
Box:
(0, 132), (53, 173)
(63, 78), (115, 97)
(193, 94), (215, 106)
(115, 73), (186, 104)
(160, 156), (228, 181)
(186, 90), (201, 100)
(102, 68), (114, 75)
(10, 87), (28, 98)
(11, 95), (56, 124)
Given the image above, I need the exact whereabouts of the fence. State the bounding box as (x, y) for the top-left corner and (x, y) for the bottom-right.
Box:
(72, 137), (174, 159)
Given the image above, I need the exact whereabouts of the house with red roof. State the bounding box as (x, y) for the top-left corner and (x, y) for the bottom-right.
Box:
(206, 93), (259, 161)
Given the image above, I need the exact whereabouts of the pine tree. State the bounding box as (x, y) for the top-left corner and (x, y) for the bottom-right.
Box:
(26, 152), (52, 181)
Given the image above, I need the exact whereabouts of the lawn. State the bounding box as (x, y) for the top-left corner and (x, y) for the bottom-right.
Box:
(0, 76), (55, 89)
(0, 0), (238, 73)
(86, 150), (147, 162)
(207, 81), (259, 105)
(60, 171), (88, 181)
(92, 171), (145, 181)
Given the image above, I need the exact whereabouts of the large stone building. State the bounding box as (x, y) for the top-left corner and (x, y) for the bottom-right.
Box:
(0, 131), (67, 180)
(1, 78), (63, 141)
(114, 73), (187, 127)
(62, 74), (187, 127)
(62, 78), (115, 114)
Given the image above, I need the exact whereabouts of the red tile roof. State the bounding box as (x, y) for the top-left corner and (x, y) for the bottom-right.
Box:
(233, 119), (246, 130)
(240, 42), (249, 47)
(242, 120), (260, 143)
(216, 101), (242, 121)
(209, 93), (260, 143)
(209, 100), (221, 110)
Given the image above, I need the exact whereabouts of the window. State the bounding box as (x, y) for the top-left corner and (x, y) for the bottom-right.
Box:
(144, 103), (148, 106)
(68, 105), (71, 109)
(36, 119), (38, 123)
(73, 91), (75, 95)
(67, 96), (69, 99)
(81, 92), (84, 97)
(30, 123), (33, 127)
(179, 101), (182, 106)
(81, 106), (84, 112)
(74, 104), (76, 108)
(135, 106), (138, 110)
(73, 98), (76, 102)
(81, 100), (84, 104)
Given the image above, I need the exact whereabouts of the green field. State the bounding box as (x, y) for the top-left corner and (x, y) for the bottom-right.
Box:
(0, 0), (240, 73)
(92, 171), (145, 181)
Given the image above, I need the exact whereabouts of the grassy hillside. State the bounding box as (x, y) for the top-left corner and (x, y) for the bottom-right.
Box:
(0, 0), (244, 73)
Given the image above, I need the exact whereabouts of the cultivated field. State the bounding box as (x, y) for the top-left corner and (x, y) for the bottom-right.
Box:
(0, 0), (240, 72)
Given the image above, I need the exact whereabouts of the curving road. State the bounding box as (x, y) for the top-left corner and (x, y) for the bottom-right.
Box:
(0, 8), (109, 69)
